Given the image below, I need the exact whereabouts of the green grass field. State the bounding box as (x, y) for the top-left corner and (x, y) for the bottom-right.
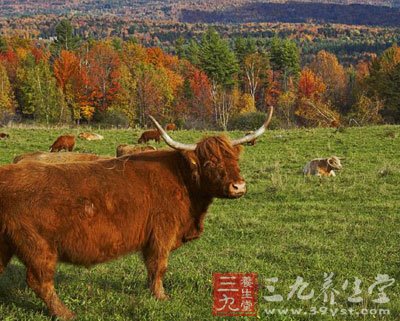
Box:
(0, 125), (399, 321)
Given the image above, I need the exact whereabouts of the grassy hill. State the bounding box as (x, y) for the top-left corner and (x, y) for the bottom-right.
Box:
(0, 125), (399, 320)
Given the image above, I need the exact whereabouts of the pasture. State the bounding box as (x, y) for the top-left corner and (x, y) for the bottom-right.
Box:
(0, 125), (399, 321)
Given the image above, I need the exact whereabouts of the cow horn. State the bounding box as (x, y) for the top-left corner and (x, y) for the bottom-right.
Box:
(232, 106), (274, 146)
(148, 115), (197, 151)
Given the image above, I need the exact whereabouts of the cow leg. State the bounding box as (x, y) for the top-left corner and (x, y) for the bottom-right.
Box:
(14, 236), (75, 320)
(25, 253), (75, 320)
(0, 235), (13, 275)
(143, 247), (170, 300)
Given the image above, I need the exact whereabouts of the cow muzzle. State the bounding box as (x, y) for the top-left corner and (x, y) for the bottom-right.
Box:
(228, 181), (247, 198)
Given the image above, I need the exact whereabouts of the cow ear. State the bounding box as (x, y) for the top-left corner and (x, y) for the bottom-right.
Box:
(182, 151), (200, 184)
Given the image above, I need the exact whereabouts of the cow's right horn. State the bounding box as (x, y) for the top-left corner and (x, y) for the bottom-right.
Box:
(232, 106), (274, 146)
(149, 116), (197, 151)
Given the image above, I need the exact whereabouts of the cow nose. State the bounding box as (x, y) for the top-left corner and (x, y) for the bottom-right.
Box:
(229, 181), (246, 197)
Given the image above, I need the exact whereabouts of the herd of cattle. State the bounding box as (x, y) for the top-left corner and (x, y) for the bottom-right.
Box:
(0, 108), (343, 320)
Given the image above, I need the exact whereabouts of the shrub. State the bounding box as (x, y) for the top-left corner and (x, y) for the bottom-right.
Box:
(228, 112), (280, 130)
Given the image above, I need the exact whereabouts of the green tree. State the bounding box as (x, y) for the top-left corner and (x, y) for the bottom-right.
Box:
(363, 45), (400, 122)
(186, 39), (201, 67)
(175, 36), (187, 59)
(53, 19), (80, 54)
(18, 56), (67, 124)
(0, 36), (7, 54)
(198, 28), (238, 88)
(270, 37), (300, 91)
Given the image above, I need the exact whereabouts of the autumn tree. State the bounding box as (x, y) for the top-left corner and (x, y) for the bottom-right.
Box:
(0, 62), (15, 122)
(85, 42), (121, 118)
(295, 67), (338, 126)
(54, 50), (88, 122)
(243, 52), (269, 109)
(309, 50), (348, 111)
(298, 68), (326, 100)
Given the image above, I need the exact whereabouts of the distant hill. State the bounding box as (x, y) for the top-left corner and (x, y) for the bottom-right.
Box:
(180, 2), (400, 27)
(0, 0), (399, 26)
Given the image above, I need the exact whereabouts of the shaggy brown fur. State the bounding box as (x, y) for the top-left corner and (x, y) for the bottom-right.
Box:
(0, 135), (245, 320)
(13, 152), (110, 164)
(138, 130), (160, 143)
(116, 144), (157, 157)
(165, 123), (176, 131)
(0, 133), (9, 140)
(50, 135), (76, 152)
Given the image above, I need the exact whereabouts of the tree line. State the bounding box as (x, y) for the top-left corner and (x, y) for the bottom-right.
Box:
(0, 20), (399, 129)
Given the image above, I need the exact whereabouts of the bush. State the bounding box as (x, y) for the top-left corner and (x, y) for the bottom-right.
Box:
(93, 109), (130, 128)
(228, 112), (280, 130)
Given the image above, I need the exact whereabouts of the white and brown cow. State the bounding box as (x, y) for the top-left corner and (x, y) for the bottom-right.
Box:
(303, 156), (343, 177)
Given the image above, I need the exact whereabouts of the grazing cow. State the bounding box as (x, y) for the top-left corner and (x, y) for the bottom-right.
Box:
(138, 129), (161, 143)
(13, 152), (110, 164)
(50, 135), (76, 152)
(245, 131), (257, 146)
(0, 108), (273, 320)
(303, 156), (343, 177)
(0, 133), (9, 140)
(116, 144), (157, 157)
(165, 123), (176, 131)
(78, 132), (104, 141)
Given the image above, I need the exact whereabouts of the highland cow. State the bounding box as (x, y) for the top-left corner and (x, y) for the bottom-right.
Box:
(0, 108), (273, 320)
(116, 144), (157, 157)
(50, 135), (76, 152)
(138, 130), (160, 143)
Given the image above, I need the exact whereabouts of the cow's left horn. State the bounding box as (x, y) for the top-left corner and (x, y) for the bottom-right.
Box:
(232, 106), (274, 146)
(149, 115), (197, 151)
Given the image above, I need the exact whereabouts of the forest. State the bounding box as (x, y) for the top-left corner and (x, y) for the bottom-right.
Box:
(0, 20), (399, 129)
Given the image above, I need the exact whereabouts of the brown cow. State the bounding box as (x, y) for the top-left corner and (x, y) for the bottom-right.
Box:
(303, 156), (343, 177)
(0, 108), (273, 320)
(165, 123), (176, 131)
(13, 152), (110, 164)
(138, 129), (160, 143)
(78, 132), (104, 141)
(116, 144), (157, 157)
(0, 133), (9, 140)
(50, 135), (76, 152)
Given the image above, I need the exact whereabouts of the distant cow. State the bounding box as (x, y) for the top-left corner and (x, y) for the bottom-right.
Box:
(0, 108), (273, 320)
(13, 152), (109, 164)
(0, 133), (9, 140)
(78, 132), (104, 141)
(116, 144), (157, 157)
(50, 135), (76, 152)
(303, 156), (343, 177)
(245, 131), (257, 146)
(138, 129), (160, 143)
(330, 119), (340, 128)
(165, 123), (176, 131)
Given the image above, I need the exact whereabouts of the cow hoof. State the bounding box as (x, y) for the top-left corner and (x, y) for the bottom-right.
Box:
(59, 311), (76, 321)
(155, 292), (170, 301)
(52, 308), (76, 320)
